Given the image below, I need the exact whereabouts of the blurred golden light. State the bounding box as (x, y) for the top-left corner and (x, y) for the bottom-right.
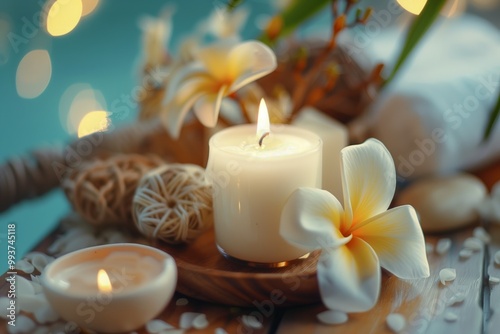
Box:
(46, 0), (83, 36)
(77, 111), (110, 138)
(16, 49), (52, 99)
(81, 0), (100, 17)
(59, 84), (107, 134)
(397, 0), (427, 15)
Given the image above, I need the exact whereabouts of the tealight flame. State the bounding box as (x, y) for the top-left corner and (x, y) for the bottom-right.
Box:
(97, 269), (112, 293)
(256, 99), (270, 142)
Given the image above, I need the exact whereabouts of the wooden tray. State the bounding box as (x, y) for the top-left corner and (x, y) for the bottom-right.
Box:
(155, 229), (321, 307)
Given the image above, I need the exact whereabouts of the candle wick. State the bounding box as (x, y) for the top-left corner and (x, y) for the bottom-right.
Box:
(258, 132), (270, 147)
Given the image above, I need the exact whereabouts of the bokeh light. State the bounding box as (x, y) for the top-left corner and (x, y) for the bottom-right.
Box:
(16, 49), (52, 99)
(397, 0), (466, 16)
(46, 0), (83, 36)
(59, 83), (107, 134)
(77, 111), (110, 138)
(397, 0), (427, 15)
(81, 0), (100, 17)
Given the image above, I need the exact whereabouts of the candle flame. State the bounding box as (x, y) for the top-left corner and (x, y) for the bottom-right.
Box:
(257, 98), (270, 139)
(97, 269), (112, 292)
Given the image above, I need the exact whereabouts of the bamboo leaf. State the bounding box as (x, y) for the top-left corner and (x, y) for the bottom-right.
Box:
(259, 0), (331, 45)
(483, 91), (500, 140)
(383, 0), (447, 86)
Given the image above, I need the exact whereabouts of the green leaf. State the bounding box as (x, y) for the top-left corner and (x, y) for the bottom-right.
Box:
(259, 0), (331, 45)
(483, 91), (500, 140)
(383, 0), (447, 86)
(226, 0), (244, 12)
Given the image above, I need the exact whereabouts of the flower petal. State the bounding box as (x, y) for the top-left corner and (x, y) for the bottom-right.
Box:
(341, 138), (396, 231)
(163, 62), (207, 103)
(280, 188), (347, 252)
(352, 205), (430, 279)
(193, 85), (228, 128)
(197, 41), (235, 81)
(318, 237), (380, 312)
(161, 92), (203, 138)
(227, 40), (277, 93)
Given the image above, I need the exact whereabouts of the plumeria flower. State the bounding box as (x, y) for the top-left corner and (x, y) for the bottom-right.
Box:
(161, 40), (277, 138)
(280, 138), (429, 312)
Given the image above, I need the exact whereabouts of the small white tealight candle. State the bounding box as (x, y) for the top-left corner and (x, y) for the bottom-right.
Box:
(207, 99), (322, 266)
(42, 243), (177, 333)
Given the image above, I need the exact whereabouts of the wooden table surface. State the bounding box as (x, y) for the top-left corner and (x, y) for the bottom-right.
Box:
(1, 222), (499, 334)
(1, 163), (500, 334)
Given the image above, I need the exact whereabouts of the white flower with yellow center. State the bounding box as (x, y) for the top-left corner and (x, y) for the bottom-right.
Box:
(162, 40), (277, 138)
(280, 138), (430, 312)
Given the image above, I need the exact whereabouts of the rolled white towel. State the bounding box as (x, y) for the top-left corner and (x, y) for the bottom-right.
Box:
(349, 14), (500, 179)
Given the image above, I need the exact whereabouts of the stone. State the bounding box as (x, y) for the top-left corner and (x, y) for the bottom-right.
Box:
(395, 174), (487, 232)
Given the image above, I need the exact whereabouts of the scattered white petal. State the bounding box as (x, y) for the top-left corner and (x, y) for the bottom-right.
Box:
(16, 276), (35, 296)
(439, 268), (457, 285)
(47, 321), (69, 334)
(448, 292), (466, 306)
(215, 328), (229, 334)
(241, 315), (263, 329)
(15, 260), (35, 274)
(31, 253), (54, 273)
(29, 276), (44, 294)
(463, 237), (483, 252)
(386, 313), (406, 333)
(425, 243), (434, 254)
(444, 312), (458, 322)
(146, 319), (175, 333)
(494, 250), (500, 265)
(23, 252), (47, 261)
(158, 330), (185, 334)
(459, 248), (473, 259)
(34, 304), (60, 324)
(316, 310), (348, 325)
(192, 313), (209, 329)
(33, 327), (50, 334)
(17, 294), (47, 313)
(0, 297), (16, 319)
(7, 315), (35, 334)
(176, 298), (189, 306)
(473, 226), (491, 243)
(180, 312), (205, 329)
(490, 276), (500, 284)
(436, 238), (451, 255)
(59, 234), (100, 255)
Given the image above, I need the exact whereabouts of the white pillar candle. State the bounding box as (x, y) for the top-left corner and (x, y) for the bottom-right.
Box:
(207, 100), (322, 265)
(293, 107), (348, 202)
(42, 244), (177, 333)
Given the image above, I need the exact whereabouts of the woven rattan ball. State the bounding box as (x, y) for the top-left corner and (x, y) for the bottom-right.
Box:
(133, 163), (213, 244)
(63, 154), (163, 227)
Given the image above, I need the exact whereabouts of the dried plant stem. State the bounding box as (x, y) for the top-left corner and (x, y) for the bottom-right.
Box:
(289, 34), (336, 121)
